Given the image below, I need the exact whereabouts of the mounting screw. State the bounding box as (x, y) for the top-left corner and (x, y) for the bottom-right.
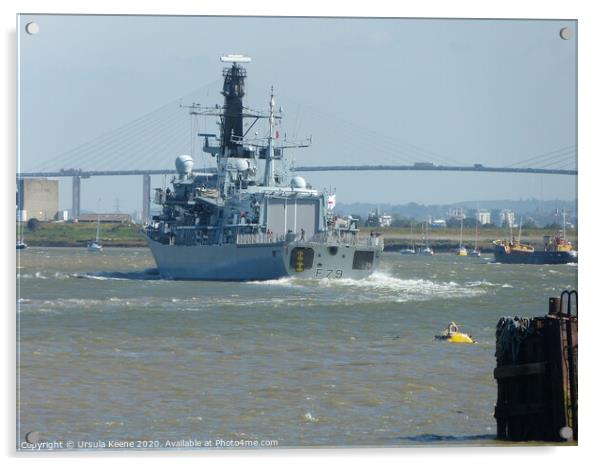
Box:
(25, 431), (40, 444)
(25, 22), (40, 35)
(559, 426), (573, 440)
(559, 27), (572, 40)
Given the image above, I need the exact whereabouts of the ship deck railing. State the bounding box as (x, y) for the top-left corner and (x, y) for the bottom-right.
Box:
(235, 232), (286, 245)
(308, 232), (381, 247)
(147, 227), (381, 248)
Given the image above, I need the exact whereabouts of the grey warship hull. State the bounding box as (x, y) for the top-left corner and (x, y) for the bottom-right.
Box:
(146, 237), (382, 281)
(145, 55), (383, 281)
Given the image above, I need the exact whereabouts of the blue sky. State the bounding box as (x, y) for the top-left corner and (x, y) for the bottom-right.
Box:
(18, 15), (577, 213)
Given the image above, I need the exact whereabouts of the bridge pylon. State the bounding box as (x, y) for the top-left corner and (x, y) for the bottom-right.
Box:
(72, 176), (81, 221)
(142, 174), (151, 224)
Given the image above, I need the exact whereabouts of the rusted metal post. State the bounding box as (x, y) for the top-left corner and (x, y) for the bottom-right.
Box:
(494, 291), (578, 442)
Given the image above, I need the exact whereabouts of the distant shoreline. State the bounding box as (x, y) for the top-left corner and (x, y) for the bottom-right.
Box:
(20, 242), (147, 248)
(18, 222), (577, 252)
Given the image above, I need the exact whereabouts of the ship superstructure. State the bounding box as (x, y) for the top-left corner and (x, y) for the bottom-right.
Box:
(144, 55), (383, 280)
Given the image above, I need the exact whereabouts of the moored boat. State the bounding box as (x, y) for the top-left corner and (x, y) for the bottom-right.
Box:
(400, 222), (416, 254)
(469, 214), (481, 257)
(457, 217), (468, 256)
(492, 236), (577, 264)
(418, 221), (434, 255)
(493, 212), (577, 264)
(87, 213), (103, 252)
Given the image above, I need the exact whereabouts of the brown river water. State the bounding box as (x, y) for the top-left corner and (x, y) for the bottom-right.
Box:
(16, 247), (577, 450)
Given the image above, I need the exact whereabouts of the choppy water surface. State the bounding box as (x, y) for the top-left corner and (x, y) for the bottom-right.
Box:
(17, 248), (577, 449)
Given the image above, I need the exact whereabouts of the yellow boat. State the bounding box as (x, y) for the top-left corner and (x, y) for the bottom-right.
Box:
(435, 322), (475, 344)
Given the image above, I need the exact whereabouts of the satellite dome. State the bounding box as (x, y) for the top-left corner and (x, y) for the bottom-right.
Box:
(291, 176), (307, 189)
(175, 155), (194, 175)
(234, 158), (249, 172)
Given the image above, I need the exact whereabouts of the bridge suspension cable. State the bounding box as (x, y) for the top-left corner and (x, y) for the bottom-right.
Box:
(504, 145), (576, 169)
(28, 79), (221, 172)
(23, 78), (576, 176)
(245, 83), (465, 167)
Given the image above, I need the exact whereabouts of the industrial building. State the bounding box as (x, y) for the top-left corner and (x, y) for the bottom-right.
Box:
(16, 178), (59, 221)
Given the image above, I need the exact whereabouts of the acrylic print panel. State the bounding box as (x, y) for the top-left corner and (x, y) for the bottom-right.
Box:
(17, 15), (577, 450)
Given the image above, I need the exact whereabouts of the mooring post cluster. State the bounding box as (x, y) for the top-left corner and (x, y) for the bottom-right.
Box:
(494, 290), (578, 442)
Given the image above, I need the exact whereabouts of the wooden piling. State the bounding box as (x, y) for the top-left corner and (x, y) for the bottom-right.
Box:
(494, 291), (577, 442)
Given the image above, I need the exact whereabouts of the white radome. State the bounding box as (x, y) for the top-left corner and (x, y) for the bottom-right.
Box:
(234, 159), (249, 172)
(175, 155), (194, 175)
(291, 176), (307, 189)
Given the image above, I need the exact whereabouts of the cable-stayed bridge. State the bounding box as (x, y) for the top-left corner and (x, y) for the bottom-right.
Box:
(15, 162), (577, 223)
(16, 81), (577, 221)
(17, 165), (577, 179)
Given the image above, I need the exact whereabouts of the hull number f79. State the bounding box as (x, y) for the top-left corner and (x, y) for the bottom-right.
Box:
(315, 269), (343, 278)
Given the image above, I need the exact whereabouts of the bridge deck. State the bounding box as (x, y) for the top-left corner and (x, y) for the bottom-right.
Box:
(16, 165), (577, 178)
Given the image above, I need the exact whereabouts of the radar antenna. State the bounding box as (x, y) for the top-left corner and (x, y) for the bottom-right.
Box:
(220, 54), (252, 63)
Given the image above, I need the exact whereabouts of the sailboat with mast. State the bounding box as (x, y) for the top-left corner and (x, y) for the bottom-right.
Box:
(16, 217), (27, 249)
(456, 216), (468, 256)
(469, 215), (481, 257)
(400, 222), (416, 254)
(87, 213), (103, 252)
(419, 220), (434, 255)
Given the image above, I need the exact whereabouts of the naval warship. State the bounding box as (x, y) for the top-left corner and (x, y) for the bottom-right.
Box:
(144, 55), (383, 280)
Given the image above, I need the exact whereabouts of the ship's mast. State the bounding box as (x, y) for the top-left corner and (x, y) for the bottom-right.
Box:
(474, 215), (479, 250)
(264, 87), (276, 187)
(197, 55), (310, 194)
(216, 55), (251, 198)
(220, 56), (248, 154)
